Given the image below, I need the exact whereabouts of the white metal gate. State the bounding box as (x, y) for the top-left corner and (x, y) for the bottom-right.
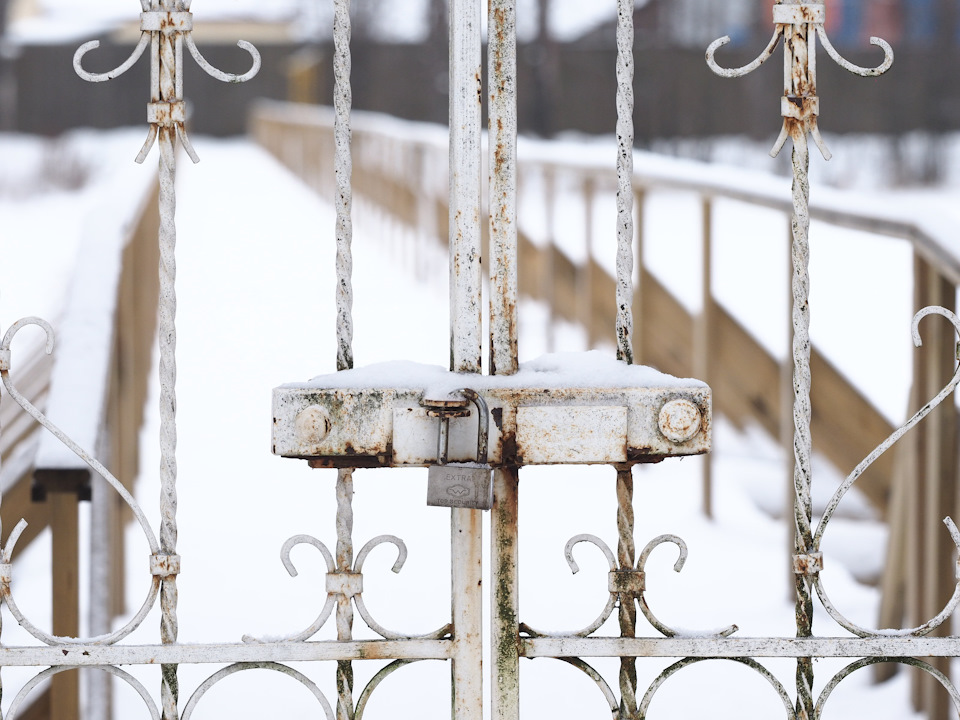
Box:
(2, 1), (959, 719)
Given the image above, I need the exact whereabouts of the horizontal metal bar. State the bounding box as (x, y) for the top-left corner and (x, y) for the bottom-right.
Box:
(0, 640), (453, 667)
(16, 635), (959, 668)
(522, 636), (960, 659)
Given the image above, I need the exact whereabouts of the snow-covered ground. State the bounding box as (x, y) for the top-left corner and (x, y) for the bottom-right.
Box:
(0, 128), (940, 718)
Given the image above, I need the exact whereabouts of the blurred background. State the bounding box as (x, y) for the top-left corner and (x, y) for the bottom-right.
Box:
(3, 0), (959, 182)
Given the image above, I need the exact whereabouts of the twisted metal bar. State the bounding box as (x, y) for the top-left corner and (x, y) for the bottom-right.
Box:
(331, 4), (355, 716)
(158, 63), (181, 720)
(616, 467), (638, 719)
(789, 126), (815, 720)
(705, 6), (893, 719)
(73, 6), (259, 718)
(614, 0), (634, 364)
(335, 468), (355, 720)
(334, 0), (354, 373)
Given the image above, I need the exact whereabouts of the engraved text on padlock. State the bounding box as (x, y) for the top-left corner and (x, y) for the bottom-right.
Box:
(426, 389), (493, 510)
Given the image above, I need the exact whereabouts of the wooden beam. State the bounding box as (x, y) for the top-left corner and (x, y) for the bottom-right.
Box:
(50, 491), (80, 720)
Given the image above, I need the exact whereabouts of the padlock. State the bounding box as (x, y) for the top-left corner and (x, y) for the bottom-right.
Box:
(427, 388), (493, 510)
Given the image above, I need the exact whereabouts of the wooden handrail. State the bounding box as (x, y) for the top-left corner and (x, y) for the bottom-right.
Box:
(252, 101), (916, 515)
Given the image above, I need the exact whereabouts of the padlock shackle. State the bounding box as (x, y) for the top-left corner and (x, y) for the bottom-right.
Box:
(459, 388), (489, 465)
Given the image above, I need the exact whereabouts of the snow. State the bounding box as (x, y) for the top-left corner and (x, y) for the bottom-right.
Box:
(290, 351), (705, 397)
(0, 127), (942, 718)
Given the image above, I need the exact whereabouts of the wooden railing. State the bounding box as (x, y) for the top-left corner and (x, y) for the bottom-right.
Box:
(250, 100), (960, 662)
(0, 178), (159, 719)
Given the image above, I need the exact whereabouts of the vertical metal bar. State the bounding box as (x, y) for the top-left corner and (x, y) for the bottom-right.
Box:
(449, 2), (484, 717)
(451, 508), (483, 720)
(488, 4), (519, 707)
(616, 465), (637, 719)
(156, 4), (180, 717)
(784, 10), (816, 714)
(695, 197), (713, 518)
(615, 0), (635, 364)
(334, 0), (354, 373)
(335, 468), (355, 720)
(491, 468), (519, 720)
(488, 0), (518, 376)
(332, 3), (356, 719)
(449, 0), (483, 373)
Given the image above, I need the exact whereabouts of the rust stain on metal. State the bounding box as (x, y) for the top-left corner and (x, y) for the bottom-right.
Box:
(793, 552), (824, 575)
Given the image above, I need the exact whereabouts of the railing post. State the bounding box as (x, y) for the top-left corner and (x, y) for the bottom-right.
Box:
(695, 196), (713, 518)
(543, 167), (557, 353)
(581, 177), (596, 348)
(632, 188), (645, 364)
(50, 492), (80, 720)
(910, 256), (957, 720)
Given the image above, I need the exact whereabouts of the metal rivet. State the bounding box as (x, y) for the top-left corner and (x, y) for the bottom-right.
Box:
(658, 399), (701, 443)
(295, 405), (332, 445)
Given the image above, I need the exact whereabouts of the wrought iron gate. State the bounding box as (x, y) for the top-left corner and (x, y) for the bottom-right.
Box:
(2, 1), (959, 719)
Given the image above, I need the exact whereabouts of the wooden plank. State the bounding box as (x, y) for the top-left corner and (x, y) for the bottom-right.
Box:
(50, 491), (80, 720)
(915, 264), (956, 720)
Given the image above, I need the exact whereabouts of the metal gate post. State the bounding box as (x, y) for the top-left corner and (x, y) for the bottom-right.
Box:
(488, 1), (520, 718)
(449, 0), (484, 717)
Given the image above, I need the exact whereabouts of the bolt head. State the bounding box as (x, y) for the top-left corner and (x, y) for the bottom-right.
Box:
(658, 399), (702, 443)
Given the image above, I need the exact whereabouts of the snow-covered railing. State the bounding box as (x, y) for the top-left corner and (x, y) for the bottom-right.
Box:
(252, 100), (926, 512)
